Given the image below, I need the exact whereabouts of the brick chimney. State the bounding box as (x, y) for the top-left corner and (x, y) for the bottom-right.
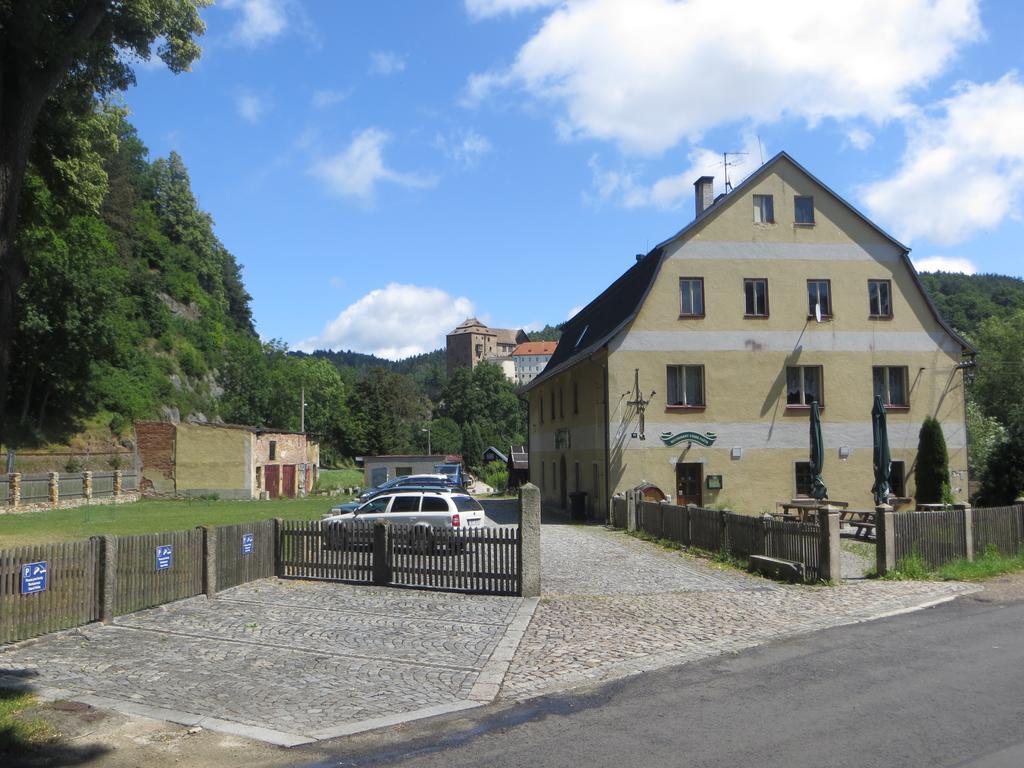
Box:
(694, 175), (714, 217)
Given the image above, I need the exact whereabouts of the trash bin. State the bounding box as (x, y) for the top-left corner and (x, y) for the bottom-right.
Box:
(569, 491), (588, 520)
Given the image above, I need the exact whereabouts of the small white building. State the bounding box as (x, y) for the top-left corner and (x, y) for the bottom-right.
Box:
(512, 341), (558, 386)
(483, 355), (517, 383)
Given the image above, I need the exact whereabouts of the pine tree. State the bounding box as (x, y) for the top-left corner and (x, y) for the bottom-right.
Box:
(914, 416), (950, 504)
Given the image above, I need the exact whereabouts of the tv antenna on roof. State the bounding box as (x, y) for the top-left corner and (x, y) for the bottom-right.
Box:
(722, 151), (747, 193)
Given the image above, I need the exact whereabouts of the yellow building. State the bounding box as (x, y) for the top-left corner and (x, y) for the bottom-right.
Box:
(525, 153), (973, 518)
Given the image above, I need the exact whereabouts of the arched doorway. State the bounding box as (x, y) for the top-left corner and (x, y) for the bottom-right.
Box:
(559, 455), (567, 510)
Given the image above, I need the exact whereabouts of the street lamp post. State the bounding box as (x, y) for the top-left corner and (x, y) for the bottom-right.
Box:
(422, 427), (431, 455)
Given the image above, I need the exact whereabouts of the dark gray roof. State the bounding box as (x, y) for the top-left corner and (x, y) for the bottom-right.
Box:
(484, 446), (509, 463)
(527, 151), (973, 391)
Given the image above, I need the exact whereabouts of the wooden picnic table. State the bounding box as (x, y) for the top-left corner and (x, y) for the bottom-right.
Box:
(839, 508), (877, 538)
(774, 499), (849, 522)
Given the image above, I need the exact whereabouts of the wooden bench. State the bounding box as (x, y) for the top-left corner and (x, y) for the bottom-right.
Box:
(839, 509), (877, 539)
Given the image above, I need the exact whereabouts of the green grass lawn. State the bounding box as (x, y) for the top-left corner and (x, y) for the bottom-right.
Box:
(0, 496), (339, 547)
(317, 467), (363, 490)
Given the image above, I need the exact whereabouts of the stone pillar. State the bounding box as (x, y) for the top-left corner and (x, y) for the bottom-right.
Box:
(203, 525), (217, 597)
(83, 471), (93, 503)
(518, 483), (541, 598)
(113, 469), (123, 497)
(962, 504), (974, 562)
(48, 471), (59, 506)
(875, 504), (895, 576)
(817, 505), (842, 582)
(8, 473), (18, 507)
(99, 534), (117, 623)
(626, 490), (637, 532)
(372, 523), (391, 586)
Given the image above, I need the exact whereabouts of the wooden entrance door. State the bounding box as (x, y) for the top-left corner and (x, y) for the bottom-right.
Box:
(282, 464), (296, 498)
(676, 463), (702, 506)
(265, 464), (280, 498)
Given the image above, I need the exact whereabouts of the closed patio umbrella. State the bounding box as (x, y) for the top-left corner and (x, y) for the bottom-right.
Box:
(872, 394), (891, 506)
(809, 400), (828, 500)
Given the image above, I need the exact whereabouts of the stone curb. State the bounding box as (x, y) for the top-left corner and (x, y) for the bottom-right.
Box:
(468, 597), (539, 702)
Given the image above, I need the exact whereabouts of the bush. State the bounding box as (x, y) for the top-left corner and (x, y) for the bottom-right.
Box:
(977, 417), (1024, 506)
(914, 416), (949, 504)
(479, 460), (509, 494)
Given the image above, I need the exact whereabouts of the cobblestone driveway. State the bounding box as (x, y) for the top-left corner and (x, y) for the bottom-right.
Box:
(0, 580), (529, 745)
(0, 514), (978, 746)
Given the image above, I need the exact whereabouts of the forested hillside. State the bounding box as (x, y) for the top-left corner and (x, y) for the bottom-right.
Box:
(8, 105), (255, 445)
(918, 271), (1024, 337)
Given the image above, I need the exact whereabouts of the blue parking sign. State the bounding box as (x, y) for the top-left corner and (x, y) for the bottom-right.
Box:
(21, 561), (48, 594)
(241, 533), (254, 555)
(155, 544), (173, 571)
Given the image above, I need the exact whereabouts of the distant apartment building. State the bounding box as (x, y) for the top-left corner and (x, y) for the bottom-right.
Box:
(512, 341), (557, 386)
(446, 317), (528, 377)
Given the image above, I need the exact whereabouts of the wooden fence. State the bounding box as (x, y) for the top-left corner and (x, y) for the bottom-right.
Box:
(278, 519), (375, 584)
(634, 500), (824, 582)
(972, 505), (1024, 557)
(216, 520), (276, 591)
(0, 539), (101, 644)
(93, 472), (115, 496)
(389, 524), (519, 595)
(278, 520), (522, 596)
(20, 474), (49, 503)
(886, 504), (1024, 571)
(113, 529), (204, 616)
(611, 496), (627, 528)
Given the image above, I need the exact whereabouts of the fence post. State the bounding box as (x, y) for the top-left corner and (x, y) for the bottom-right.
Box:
(875, 504), (895, 576)
(203, 525), (217, 597)
(626, 490), (637, 532)
(99, 534), (117, 623)
(372, 522), (391, 586)
(49, 471), (59, 506)
(113, 469), (123, 497)
(273, 518), (283, 577)
(962, 504), (974, 562)
(818, 505), (842, 582)
(83, 471), (93, 503)
(518, 482), (541, 597)
(8, 473), (18, 507)
(686, 503), (697, 547)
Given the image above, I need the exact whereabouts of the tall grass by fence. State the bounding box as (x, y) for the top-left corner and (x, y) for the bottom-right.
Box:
(882, 504), (1024, 573)
(634, 500), (825, 581)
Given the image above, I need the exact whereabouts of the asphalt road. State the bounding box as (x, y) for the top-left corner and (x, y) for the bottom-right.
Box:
(308, 586), (1024, 768)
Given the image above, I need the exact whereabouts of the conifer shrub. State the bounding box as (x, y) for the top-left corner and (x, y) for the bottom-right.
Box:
(914, 416), (949, 504)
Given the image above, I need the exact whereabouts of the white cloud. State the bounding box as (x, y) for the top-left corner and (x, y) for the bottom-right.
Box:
(236, 91), (267, 123)
(370, 51), (407, 76)
(297, 284), (475, 359)
(588, 136), (763, 209)
(468, 0), (981, 154)
(912, 256), (978, 274)
(465, 0), (561, 20)
(846, 128), (875, 151)
(435, 129), (493, 168)
(309, 128), (437, 201)
(311, 89), (349, 108)
(863, 73), (1024, 245)
(223, 0), (288, 46)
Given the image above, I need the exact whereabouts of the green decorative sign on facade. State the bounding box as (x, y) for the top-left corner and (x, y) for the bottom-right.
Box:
(659, 430), (718, 447)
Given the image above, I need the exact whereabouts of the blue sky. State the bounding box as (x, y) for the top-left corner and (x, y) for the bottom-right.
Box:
(123, 0), (1024, 359)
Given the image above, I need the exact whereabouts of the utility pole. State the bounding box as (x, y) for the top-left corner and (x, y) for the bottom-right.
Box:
(422, 426), (431, 455)
(300, 386), (305, 433)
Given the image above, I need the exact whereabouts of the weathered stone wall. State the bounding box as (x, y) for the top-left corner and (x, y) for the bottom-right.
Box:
(135, 421), (176, 494)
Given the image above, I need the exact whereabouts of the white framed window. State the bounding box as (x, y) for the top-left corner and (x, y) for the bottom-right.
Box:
(667, 365), (705, 407)
(807, 279), (832, 318)
(868, 279), (893, 318)
(786, 366), (823, 406)
(873, 366), (908, 407)
(744, 278), (769, 317)
(679, 277), (705, 317)
(753, 194), (774, 223)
